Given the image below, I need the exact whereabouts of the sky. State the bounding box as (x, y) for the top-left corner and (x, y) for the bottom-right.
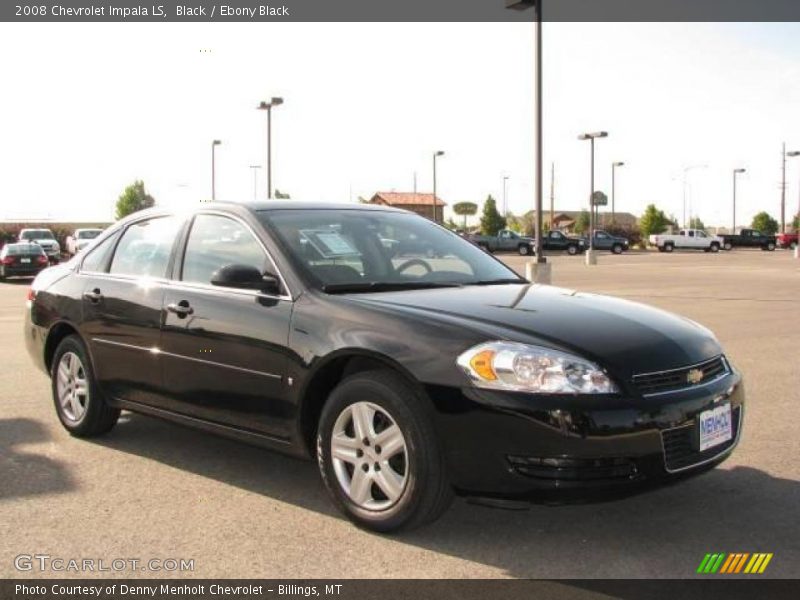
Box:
(1, 22), (799, 229)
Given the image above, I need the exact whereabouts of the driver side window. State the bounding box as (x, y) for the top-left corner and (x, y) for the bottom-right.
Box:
(181, 214), (268, 286)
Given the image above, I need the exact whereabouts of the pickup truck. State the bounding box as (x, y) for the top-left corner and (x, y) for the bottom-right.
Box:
(538, 230), (586, 255)
(582, 230), (631, 254)
(718, 228), (776, 251)
(649, 229), (723, 253)
(776, 232), (798, 250)
(468, 230), (536, 255)
(18, 228), (61, 263)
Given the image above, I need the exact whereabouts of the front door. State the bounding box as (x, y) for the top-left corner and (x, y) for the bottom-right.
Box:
(159, 213), (293, 439)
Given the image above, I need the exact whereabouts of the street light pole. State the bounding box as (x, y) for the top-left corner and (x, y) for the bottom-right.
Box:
(432, 150), (444, 223)
(503, 176), (510, 215)
(681, 165), (707, 228)
(249, 165), (262, 201)
(256, 97), (284, 199)
(788, 150), (800, 258)
(578, 131), (608, 264)
(211, 140), (221, 201)
(732, 168), (746, 233)
(612, 161), (624, 224)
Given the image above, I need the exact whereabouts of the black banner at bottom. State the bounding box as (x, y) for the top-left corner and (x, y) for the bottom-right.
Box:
(2, 580), (799, 600)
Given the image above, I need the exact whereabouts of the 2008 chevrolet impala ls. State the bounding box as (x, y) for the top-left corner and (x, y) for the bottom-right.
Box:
(24, 202), (744, 531)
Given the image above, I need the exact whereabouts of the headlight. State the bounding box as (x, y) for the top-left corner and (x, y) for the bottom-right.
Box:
(457, 341), (619, 394)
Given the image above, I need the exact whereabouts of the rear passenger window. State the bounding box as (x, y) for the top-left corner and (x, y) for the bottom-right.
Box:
(109, 217), (181, 278)
(181, 214), (267, 285)
(81, 231), (120, 273)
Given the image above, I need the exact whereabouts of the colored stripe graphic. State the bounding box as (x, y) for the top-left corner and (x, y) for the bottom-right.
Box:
(758, 554), (773, 573)
(719, 554), (736, 573)
(701, 553), (773, 575)
(697, 554), (712, 573)
(734, 553), (749, 573)
(710, 553), (726, 573)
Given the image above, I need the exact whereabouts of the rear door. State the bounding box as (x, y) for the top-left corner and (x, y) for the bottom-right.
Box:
(159, 212), (293, 439)
(79, 215), (184, 407)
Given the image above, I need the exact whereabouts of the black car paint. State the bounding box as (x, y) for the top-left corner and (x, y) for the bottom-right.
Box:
(24, 202), (744, 500)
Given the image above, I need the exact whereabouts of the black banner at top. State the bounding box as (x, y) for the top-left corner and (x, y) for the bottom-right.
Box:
(4, 0), (800, 22)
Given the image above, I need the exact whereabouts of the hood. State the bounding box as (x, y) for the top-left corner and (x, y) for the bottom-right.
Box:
(345, 284), (721, 380)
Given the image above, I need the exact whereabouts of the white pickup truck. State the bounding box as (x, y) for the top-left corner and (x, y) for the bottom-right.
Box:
(649, 229), (723, 253)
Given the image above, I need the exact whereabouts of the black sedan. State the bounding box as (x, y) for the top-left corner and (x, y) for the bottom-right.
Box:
(24, 202), (744, 532)
(1, 243), (50, 280)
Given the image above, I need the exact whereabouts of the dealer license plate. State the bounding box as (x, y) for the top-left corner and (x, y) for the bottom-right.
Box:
(20, 258), (31, 263)
(698, 403), (732, 451)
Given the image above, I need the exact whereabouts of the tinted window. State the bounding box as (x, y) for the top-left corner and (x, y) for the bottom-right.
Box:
(109, 217), (180, 278)
(21, 230), (54, 240)
(3, 244), (44, 256)
(78, 230), (102, 239)
(181, 214), (267, 285)
(81, 231), (120, 273)
(259, 209), (521, 289)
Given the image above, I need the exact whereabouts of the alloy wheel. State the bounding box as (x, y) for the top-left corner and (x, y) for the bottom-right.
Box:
(56, 351), (89, 422)
(330, 401), (409, 511)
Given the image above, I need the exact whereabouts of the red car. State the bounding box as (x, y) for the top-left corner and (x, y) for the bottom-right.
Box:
(776, 232), (798, 249)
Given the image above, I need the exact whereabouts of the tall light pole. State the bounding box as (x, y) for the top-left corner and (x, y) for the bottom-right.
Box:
(578, 131), (608, 263)
(788, 150), (800, 258)
(681, 164), (707, 228)
(249, 165), (262, 201)
(432, 150), (445, 223)
(502, 175), (510, 215)
(781, 142), (787, 233)
(256, 97), (283, 199)
(732, 168), (746, 233)
(211, 140), (221, 201)
(506, 0), (546, 275)
(611, 161), (624, 224)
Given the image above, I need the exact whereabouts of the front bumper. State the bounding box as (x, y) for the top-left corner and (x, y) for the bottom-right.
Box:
(429, 370), (744, 502)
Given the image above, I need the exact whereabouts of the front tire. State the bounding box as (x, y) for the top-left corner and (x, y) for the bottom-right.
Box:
(567, 245), (578, 256)
(317, 371), (453, 533)
(611, 244), (623, 255)
(518, 244), (530, 256)
(766, 242), (776, 251)
(51, 335), (120, 437)
(710, 243), (720, 253)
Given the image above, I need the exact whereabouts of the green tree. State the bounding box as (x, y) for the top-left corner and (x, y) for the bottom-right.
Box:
(573, 210), (590, 234)
(792, 213), (799, 232)
(751, 211), (779, 235)
(115, 180), (155, 220)
(479, 195), (506, 236)
(639, 204), (671, 239)
(444, 218), (459, 231)
(452, 201), (478, 229)
(688, 216), (706, 231)
(274, 189), (291, 199)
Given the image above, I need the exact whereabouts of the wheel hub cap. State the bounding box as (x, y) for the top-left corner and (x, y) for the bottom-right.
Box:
(330, 401), (409, 511)
(56, 352), (88, 422)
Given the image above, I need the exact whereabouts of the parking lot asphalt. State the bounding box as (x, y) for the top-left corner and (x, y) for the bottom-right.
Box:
(1, 250), (798, 579)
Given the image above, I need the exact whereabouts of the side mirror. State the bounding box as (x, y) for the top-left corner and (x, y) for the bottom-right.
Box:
(210, 264), (281, 295)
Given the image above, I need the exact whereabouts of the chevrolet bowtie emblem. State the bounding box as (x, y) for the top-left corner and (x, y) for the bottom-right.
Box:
(687, 368), (704, 384)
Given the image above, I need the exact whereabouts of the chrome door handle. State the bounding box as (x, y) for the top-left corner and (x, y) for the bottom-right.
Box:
(167, 302), (194, 317)
(83, 289), (103, 302)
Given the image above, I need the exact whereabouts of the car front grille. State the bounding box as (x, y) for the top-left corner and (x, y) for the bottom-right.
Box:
(661, 405), (741, 472)
(632, 355), (729, 396)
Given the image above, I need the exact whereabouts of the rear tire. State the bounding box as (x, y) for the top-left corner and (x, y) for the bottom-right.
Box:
(723, 242), (733, 251)
(664, 243), (674, 253)
(317, 370), (453, 533)
(791, 241), (798, 250)
(51, 335), (120, 437)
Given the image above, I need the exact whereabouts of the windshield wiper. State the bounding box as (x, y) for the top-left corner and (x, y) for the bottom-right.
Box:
(466, 278), (528, 286)
(322, 281), (463, 294)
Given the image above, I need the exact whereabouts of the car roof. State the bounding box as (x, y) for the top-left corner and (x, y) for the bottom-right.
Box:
(228, 200), (404, 213)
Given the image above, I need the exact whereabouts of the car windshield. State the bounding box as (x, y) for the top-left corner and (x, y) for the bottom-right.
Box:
(78, 230), (101, 239)
(4, 243), (44, 256)
(258, 209), (524, 292)
(21, 230), (54, 240)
